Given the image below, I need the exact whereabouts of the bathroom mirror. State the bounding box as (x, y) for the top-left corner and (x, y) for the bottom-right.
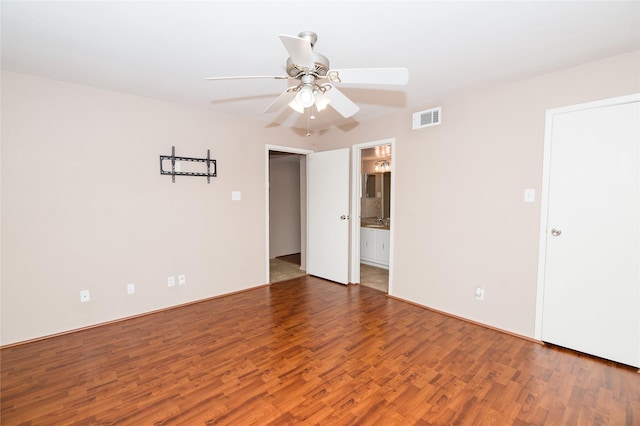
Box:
(361, 172), (391, 219)
(364, 174), (376, 198)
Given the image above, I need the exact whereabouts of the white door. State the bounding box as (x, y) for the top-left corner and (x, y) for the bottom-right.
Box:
(541, 97), (639, 367)
(307, 148), (350, 284)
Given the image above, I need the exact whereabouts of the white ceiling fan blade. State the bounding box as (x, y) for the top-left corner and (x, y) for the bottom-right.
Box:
(325, 87), (359, 118)
(326, 68), (409, 85)
(279, 34), (315, 69)
(205, 75), (291, 81)
(264, 89), (298, 114)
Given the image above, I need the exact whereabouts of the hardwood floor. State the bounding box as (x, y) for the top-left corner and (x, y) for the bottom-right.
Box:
(2, 276), (638, 425)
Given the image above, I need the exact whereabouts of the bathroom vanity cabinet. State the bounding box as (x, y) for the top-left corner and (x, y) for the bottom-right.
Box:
(360, 227), (390, 269)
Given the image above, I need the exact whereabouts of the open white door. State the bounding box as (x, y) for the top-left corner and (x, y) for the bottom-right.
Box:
(307, 148), (350, 284)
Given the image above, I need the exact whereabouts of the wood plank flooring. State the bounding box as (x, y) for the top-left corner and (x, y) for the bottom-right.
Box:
(1, 275), (638, 425)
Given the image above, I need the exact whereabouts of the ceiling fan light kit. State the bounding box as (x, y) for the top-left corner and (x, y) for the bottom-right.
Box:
(288, 98), (304, 113)
(295, 85), (315, 107)
(206, 31), (408, 124)
(314, 91), (330, 111)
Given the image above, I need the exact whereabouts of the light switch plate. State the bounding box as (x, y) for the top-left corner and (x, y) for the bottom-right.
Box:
(232, 191), (241, 201)
(524, 188), (535, 203)
(80, 289), (90, 303)
(127, 283), (135, 294)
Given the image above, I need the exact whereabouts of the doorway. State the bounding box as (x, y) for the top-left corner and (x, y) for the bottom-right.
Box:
(266, 145), (351, 286)
(265, 145), (312, 284)
(351, 139), (395, 293)
(266, 142), (395, 289)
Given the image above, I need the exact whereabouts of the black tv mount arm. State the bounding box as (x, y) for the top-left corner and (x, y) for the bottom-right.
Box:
(159, 146), (217, 183)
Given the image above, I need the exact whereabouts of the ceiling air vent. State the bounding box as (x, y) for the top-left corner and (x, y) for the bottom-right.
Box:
(412, 107), (441, 130)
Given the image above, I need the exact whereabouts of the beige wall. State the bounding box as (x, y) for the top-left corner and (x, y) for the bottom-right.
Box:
(0, 71), (312, 345)
(318, 50), (640, 338)
(2, 50), (638, 345)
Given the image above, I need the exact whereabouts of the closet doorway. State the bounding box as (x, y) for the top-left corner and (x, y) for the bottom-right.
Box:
(267, 147), (309, 283)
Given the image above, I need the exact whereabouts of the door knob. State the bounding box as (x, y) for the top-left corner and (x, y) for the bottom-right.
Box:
(551, 228), (562, 236)
(340, 215), (350, 220)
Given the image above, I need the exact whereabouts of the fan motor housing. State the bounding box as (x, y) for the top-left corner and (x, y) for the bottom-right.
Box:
(286, 53), (330, 78)
(298, 31), (318, 48)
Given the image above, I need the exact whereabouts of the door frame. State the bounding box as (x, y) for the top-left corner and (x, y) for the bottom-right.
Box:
(350, 138), (396, 291)
(534, 93), (640, 340)
(265, 144), (313, 284)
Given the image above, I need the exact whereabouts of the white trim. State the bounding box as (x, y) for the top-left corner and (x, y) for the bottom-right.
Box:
(350, 138), (396, 293)
(265, 144), (313, 284)
(534, 93), (640, 340)
(389, 140), (396, 294)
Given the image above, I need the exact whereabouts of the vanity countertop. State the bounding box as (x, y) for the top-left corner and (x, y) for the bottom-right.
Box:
(361, 218), (390, 230)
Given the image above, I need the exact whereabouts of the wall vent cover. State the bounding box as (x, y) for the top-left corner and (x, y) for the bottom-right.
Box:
(412, 107), (441, 130)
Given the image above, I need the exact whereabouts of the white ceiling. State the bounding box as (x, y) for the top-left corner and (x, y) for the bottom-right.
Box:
(2, 1), (639, 132)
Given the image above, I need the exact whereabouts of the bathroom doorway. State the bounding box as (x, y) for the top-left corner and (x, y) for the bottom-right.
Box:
(351, 139), (395, 293)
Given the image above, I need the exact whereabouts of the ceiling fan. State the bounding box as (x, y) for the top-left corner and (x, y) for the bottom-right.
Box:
(205, 31), (408, 119)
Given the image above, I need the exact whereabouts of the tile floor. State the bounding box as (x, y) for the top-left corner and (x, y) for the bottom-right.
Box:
(269, 254), (389, 293)
(269, 257), (306, 283)
(359, 263), (389, 293)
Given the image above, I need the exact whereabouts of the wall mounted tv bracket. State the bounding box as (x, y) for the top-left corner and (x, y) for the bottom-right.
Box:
(160, 146), (217, 183)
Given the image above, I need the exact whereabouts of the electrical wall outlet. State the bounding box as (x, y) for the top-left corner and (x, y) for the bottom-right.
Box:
(80, 289), (90, 303)
(127, 283), (135, 295)
(475, 286), (485, 301)
(178, 274), (186, 286)
(168, 276), (175, 287)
